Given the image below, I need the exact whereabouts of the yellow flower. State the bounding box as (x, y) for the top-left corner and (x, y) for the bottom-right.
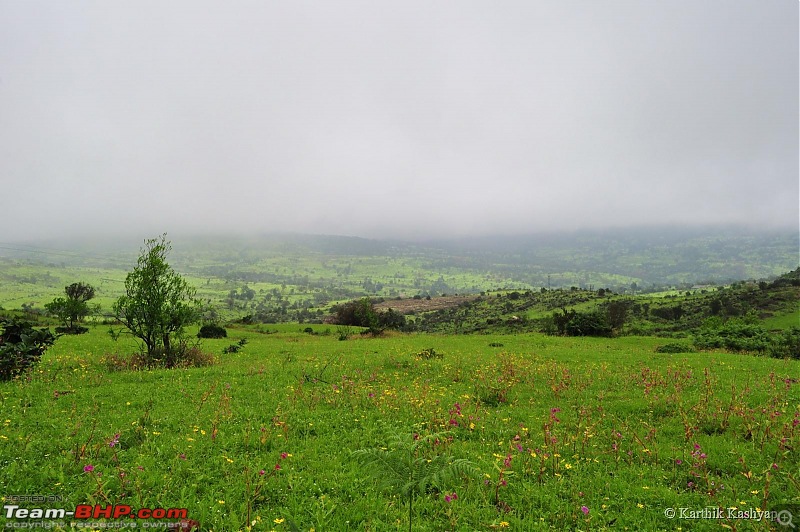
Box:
(637, 503), (644, 508)
(218, 500), (225, 505)
(563, 463), (572, 469)
(274, 518), (285, 524)
(499, 522), (509, 528)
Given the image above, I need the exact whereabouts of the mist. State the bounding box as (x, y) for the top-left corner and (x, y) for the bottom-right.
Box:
(1, 0), (797, 242)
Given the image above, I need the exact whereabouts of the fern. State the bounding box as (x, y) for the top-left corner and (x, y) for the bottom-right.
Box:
(352, 428), (476, 531)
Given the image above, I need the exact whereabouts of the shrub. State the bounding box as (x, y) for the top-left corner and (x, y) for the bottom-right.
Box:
(198, 323), (227, 339)
(655, 342), (694, 353)
(0, 318), (56, 381)
(223, 338), (247, 354)
(414, 348), (442, 360)
(693, 319), (772, 353)
(769, 326), (800, 360)
(55, 325), (89, 335)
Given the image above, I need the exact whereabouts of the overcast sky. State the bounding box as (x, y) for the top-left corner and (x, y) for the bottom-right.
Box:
(1, 0), (797, 241)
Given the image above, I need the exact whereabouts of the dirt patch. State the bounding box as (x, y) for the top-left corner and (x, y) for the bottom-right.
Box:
(374, 295), (480, 314)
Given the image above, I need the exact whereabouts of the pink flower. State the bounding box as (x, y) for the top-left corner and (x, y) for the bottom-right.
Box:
(581, 506), (589, 515)
(444, 492), (458, 503)
(83, 464), (94, 473)
(259, 469), (265, 476)
(280, 452), (288, 460)
(274, 463), (281, 470)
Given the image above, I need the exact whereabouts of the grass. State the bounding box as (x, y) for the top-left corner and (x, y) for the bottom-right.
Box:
(763, 309), (800, 331)
(1, 326), (798, 530)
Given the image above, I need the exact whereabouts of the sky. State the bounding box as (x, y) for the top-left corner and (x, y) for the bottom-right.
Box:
(1, 0), (797, 241)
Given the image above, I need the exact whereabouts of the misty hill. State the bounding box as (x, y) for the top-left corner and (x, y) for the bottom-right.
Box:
(0, 226), (796, 323)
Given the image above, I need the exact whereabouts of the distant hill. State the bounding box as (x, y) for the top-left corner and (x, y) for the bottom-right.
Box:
(1, 226), (796, 325)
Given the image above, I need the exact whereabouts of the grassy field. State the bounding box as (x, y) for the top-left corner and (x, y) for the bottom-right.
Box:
(2, 326), (798, 531)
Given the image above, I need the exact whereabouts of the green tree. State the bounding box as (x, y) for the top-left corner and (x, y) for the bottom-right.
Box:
(45, 282), (96, 333)
(112, 234), (202, 368)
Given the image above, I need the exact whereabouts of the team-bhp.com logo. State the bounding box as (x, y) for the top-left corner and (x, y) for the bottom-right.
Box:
(4, 504), (199, 530)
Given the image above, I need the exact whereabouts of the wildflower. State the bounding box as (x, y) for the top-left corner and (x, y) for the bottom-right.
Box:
(259, 470), (265, 476)
(274, 518), (284, 524)
(274, 463), (281, 470)
(218, 500), (225, 505)
(675, 459), (682, 465)
(581, 506), (589, 515)
(179, 454), (186, 460)
(108, 433), (121, 447)
(280, 452), (288, 460)
(499, 522), (509, 528)
(83, 464), (94, 473)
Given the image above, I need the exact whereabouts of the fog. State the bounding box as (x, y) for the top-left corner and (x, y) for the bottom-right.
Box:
(1, 1), (797, 242)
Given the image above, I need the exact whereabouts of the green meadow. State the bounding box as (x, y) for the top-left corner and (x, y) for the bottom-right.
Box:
(1, 325), (798, 531)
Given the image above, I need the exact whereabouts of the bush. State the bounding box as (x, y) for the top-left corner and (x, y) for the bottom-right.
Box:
(0, 318), (56, 380)
(198, 324), (227, 339)
(769, 327), (800, 359)
(223, 339), (247, 354)
(693, 319), (772, 353)
(414, 348), (442, 360)
(655, 342), (694, 354)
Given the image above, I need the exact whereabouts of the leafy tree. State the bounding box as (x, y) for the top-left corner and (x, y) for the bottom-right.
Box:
(45, 282), (96, 334)
(0, 318), (56, 381)
(112, 235), (202, 368)
(333, 298), (382, 335)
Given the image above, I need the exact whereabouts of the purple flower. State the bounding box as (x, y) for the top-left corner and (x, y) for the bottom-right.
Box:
(83, 464), (94, 473)
(581, 506), (589, 515)
(675, 459), (683, 465)
(280, 452), (288, 460)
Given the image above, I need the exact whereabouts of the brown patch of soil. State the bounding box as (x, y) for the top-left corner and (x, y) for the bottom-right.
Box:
(374, 295), (480, 314)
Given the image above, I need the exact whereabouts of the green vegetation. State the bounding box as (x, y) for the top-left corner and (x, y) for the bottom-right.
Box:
(0, 231), (797, 529)
(45, 282), (96, 334)
(0, 317), (56, 381)
(0, 327), (798, 530)
(111, 235), (203, 368)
